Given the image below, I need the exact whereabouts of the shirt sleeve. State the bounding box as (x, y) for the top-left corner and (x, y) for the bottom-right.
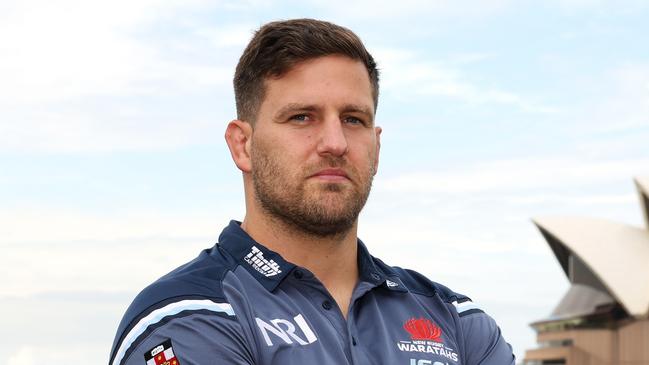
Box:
(459, 311), (515, 365)
(116, 312), (256, 365)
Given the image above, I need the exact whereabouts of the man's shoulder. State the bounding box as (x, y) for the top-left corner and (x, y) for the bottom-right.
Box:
(373, 256), (482, 316)
(110, 245), (239, 365)
(125, 246), (235, 318)
(375, 257), (515, 363)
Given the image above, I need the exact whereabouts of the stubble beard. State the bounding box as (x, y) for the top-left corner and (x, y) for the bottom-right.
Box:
(250, 141), (375, 238)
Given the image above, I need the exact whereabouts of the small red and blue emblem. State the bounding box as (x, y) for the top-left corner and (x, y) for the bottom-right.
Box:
(145, 339), (181, 365)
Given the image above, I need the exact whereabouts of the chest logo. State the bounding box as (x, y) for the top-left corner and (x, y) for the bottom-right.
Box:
(396, 318), (459, 363)
(404, 318), (443, 342)
(256, 313), (318, 346)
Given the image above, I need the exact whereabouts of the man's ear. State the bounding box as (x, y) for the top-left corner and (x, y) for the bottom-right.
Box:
(225, 119), (253, 173)
(373, 126), (382, 175)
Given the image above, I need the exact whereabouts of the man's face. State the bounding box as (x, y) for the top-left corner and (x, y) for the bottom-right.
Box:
(249, 55), (381, 237)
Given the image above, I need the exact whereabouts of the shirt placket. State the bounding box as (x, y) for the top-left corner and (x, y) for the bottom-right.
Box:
(288, 268), (385, 365)
(346, 278), (384, 365)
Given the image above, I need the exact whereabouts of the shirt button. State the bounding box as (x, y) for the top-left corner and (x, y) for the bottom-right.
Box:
(322, 300), (333, 310)
(352, 336), (357, 346)
(293, 269), (304, 279)
(371, 273), (381, 281)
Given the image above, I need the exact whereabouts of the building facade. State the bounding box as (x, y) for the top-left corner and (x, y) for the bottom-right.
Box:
(524, 177), (649, 365)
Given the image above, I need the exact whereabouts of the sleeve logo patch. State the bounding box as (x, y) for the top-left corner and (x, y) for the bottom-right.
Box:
(144, 339), (181, 365)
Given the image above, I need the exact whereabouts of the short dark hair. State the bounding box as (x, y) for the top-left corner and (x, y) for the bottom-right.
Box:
(234, 18), (379, 123)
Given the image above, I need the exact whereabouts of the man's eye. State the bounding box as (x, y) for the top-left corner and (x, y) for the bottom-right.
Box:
(344, 116), (363, 125)
(290, 114), (311, 122)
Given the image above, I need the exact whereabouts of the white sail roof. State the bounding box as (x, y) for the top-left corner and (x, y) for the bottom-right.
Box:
(533, 216), (649, 318)
(635, 177), (649, 228)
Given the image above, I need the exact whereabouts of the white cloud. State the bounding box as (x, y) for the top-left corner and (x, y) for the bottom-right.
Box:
(0, 207), (234, 296)
(556, 65), (649, 159)
(5, 345), (105, 365)
(310, 0), (513, 22)
(507, 193), (637, 205)
(1, 0), (151, 103)
(0, 207), (225, 244)
(588, 64), (649, 133)
(553, 63), (649, 143)
(0, 0), (231, 105)
(194, 24), (255, 48)
(7, 347), (35, 365)
(448, 52), (494, 64)
(361, 209), (542, 252)
(0, 0), (252, 153)
(0, 109), (230, 153)
(373, 47), (557, 113)
(550, 0), (649, 14)
(2, 237), (208, 296)
(377, 157), (649, 194)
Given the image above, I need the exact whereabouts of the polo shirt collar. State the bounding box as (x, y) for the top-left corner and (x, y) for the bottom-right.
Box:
(218, 220), (295, 292)
(217, 220), (407, 293)
(358, 238), (408, 293)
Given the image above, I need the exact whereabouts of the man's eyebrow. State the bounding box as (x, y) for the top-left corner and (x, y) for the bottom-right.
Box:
(341, 104), (374, 118)
(274, 103), (319, 120)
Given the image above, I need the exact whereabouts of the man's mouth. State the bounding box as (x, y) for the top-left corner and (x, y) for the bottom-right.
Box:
(310, 168), (350, 182)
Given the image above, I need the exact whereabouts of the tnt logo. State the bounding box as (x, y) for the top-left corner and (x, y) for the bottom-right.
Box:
(255, 313), (318, 346)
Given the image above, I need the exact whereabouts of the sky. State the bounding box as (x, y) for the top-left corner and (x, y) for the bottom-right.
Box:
(1, 0), (649, 363)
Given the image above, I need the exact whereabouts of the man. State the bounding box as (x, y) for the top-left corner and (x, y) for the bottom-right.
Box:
(109, 19), (515, 365)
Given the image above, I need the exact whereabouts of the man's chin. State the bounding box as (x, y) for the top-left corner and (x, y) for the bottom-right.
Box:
(308, 193), (355, 210)
(305, 200), (360, 224)
(307, 180), (349, 193)
(292, 215), (356, 238)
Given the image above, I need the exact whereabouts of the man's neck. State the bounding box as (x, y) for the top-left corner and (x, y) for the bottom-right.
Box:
(240, 209), (359, 317)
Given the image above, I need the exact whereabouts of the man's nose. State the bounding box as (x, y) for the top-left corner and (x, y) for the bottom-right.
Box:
(316, 117), (348, 157)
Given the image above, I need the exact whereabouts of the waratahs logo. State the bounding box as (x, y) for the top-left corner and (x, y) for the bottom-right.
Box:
(396, 318), (458, 363)
(403, 318), (443, 342)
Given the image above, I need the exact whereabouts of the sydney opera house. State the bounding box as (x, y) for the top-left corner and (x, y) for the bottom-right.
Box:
(524, 177), (649, 365)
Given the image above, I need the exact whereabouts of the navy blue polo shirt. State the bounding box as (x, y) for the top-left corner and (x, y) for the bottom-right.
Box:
(110, 221), (514, 365)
